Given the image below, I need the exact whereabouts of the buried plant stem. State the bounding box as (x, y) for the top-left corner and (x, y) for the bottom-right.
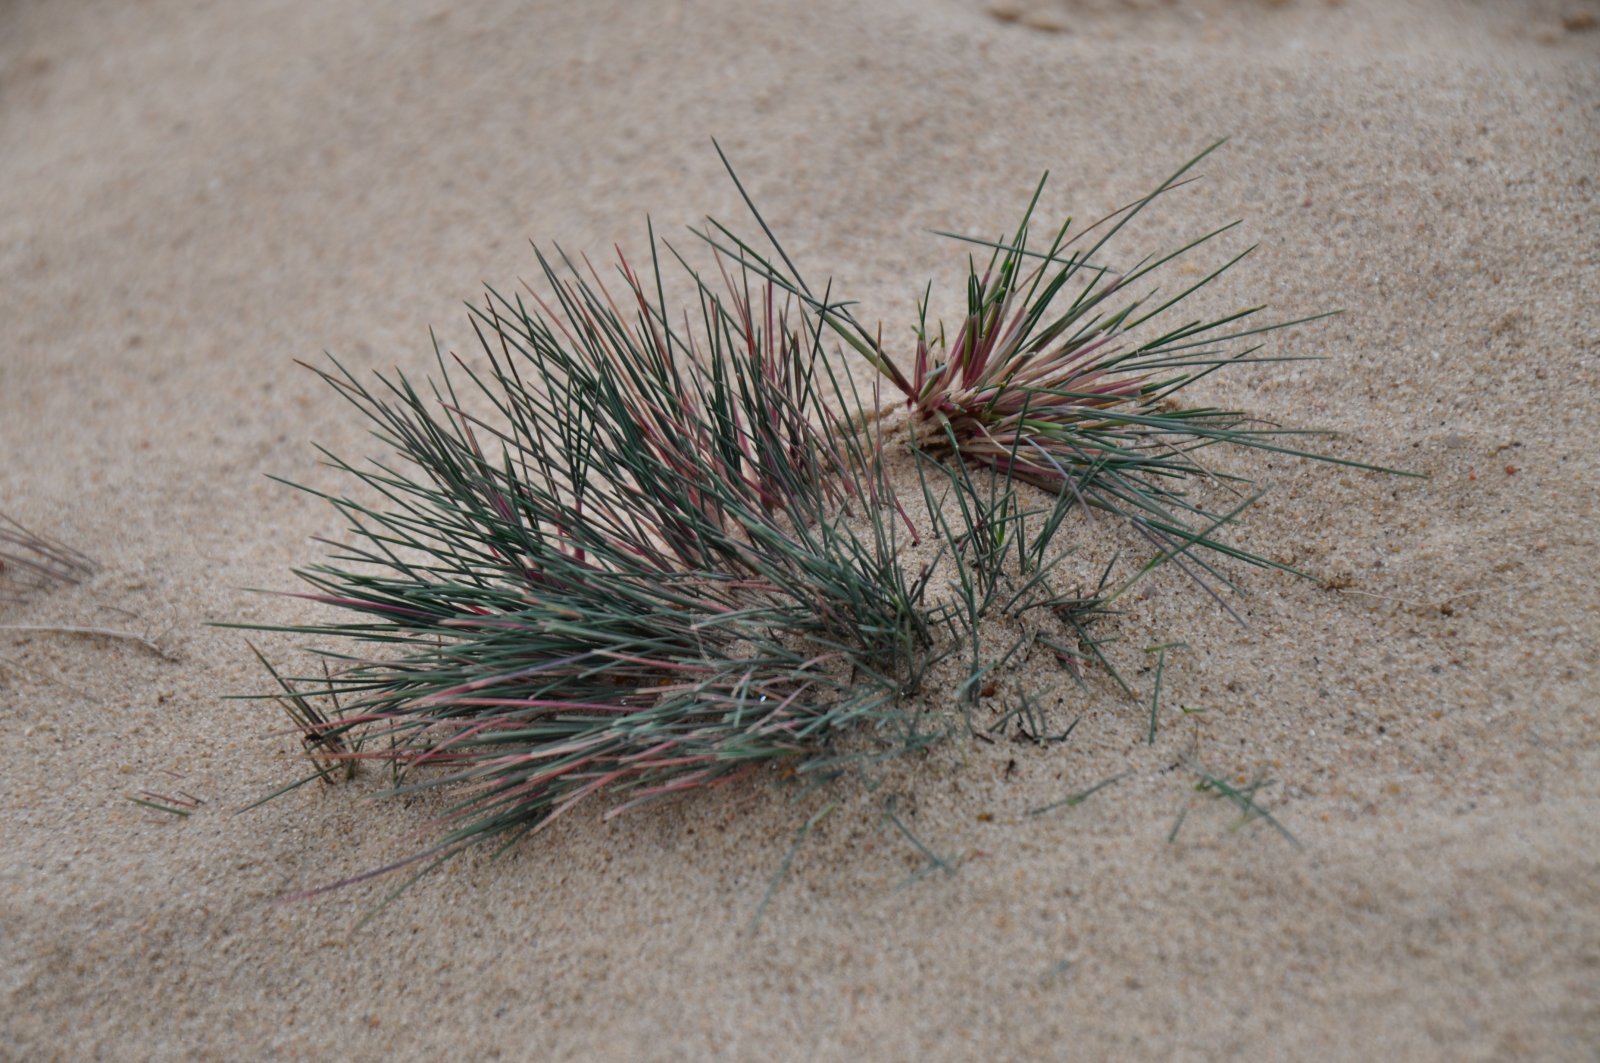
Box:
(0, 623), (177, 662)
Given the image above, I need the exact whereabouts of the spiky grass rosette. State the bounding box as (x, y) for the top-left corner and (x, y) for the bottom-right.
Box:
(258, 243), (943, 883)
(704, 142), (1401, 606)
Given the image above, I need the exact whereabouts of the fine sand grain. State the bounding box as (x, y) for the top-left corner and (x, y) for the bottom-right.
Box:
(3, 0), (1597, 1058)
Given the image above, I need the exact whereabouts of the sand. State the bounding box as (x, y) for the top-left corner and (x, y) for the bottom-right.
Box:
(3, 0), (1597, 1058)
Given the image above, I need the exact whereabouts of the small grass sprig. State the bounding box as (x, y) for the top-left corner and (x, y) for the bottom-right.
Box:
(1171, 762), (1302, 849)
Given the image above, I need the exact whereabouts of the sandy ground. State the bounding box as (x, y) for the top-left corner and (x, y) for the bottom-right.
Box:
(3, 0), (1598, 1058)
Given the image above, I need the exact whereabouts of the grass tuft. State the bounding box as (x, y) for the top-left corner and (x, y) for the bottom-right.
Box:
(701, 140), (1414, 604)
(235, 235), (943, 888)
(241, 144), (1388, 896)
(0, 512), (95, 605)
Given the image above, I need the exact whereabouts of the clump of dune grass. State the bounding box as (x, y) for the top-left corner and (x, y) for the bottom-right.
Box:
(244, 238), (1010, 891)
(0, 512), (95, 605)
(704, 141), (1408, 609)
(245, 145), (1394, 894)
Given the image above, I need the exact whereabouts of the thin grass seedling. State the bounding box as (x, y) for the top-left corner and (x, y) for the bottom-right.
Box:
(1027, 770), (1130, 816)
(988, 689), (1079, 746)
(128, 791), (202, 817)
(1143, 641), (1186, 744)
(1167, 806), (1189, 843)
(749, 799), (836, 932)
(1183, 763), (1302, 849)
(882, 794), (960, 889)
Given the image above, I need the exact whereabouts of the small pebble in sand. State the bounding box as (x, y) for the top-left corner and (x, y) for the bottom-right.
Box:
(985, 1), (1070, 32)
(1022, 12), (1069, 32)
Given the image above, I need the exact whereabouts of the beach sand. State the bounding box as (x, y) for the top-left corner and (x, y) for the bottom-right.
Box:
(3, 0), (1597, 1057)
